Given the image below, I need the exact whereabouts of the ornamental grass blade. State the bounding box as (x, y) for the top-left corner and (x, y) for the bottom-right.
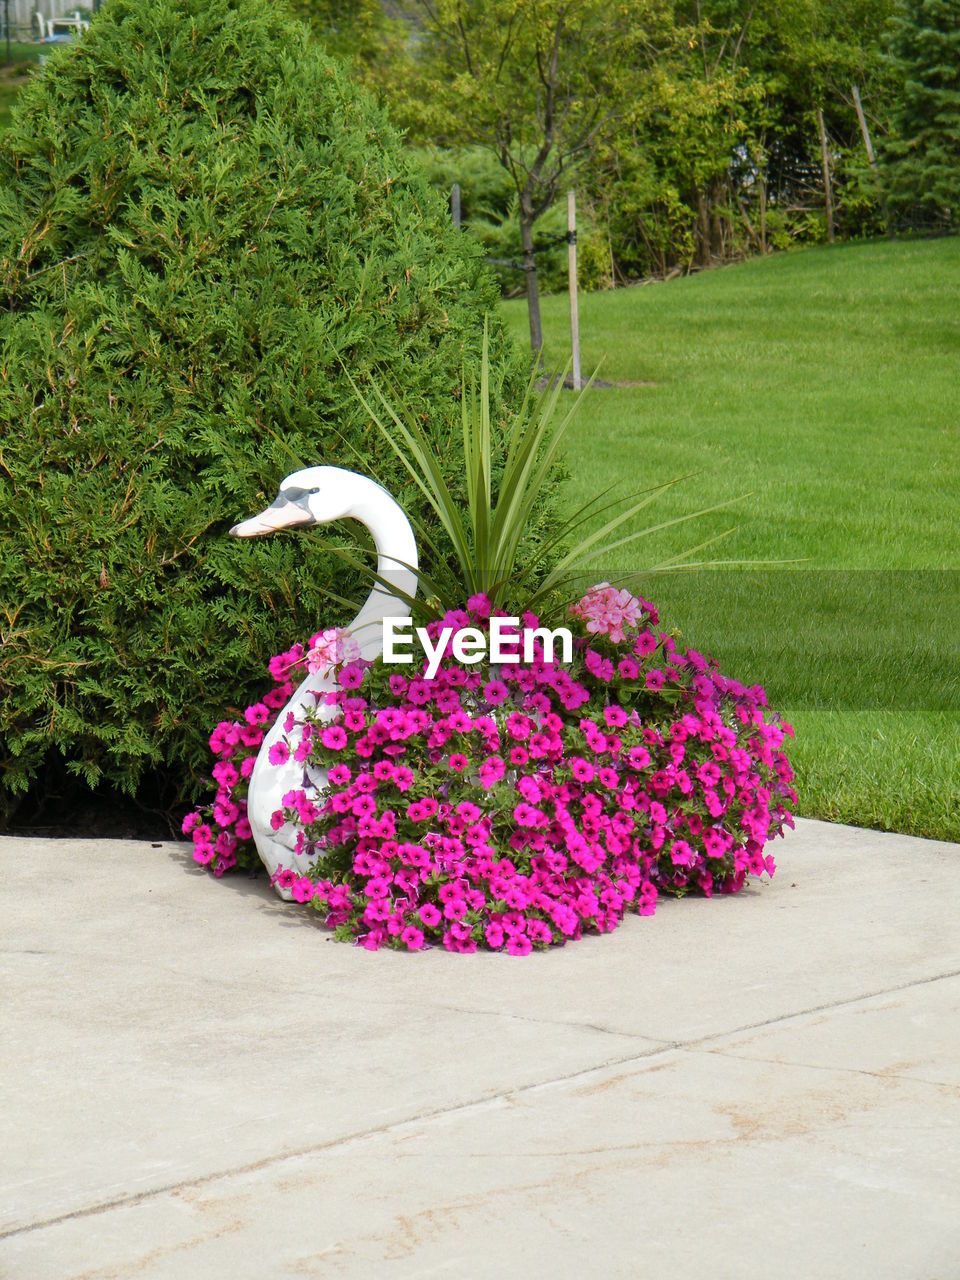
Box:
(645, 528), (741, 569)
(542, 493), (748, 584)
(505, 481), (675, 600)
(311, 539), (448, 623)
(494, 369), (602, 580)
(344, 370), (475, 585)
(491, 363), (571, 551)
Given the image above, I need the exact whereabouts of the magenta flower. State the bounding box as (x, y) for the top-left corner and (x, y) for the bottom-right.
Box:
(670, 840), (695, 867)
(570, 757), (594, 783)
(291, 877), (315, 903)
(478, 755), (506, 788)
(338, 662), (366, 689)
(212, 761), (240, 787)
(506, 934), (533, 956)
(483, 679), (509, 705)
(484, 922), (505, 948)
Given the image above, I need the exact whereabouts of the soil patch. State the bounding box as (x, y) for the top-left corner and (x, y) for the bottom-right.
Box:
(3, 770), (181, 841)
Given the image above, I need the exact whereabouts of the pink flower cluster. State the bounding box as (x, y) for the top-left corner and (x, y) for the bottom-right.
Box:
(570, 582), (645, 644)
(180, 638), (311, 875)
(184, 590), (796, 954)
(305, 627), (360, 676)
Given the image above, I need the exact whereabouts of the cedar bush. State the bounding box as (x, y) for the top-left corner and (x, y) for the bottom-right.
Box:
(0, 0), (528, 818)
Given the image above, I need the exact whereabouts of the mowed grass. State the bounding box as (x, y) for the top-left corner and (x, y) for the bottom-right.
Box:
(0, 44), (44, 131)
(502, 238), (960, 841)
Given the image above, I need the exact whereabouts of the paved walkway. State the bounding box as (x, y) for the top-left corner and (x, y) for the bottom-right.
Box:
(1, 818), (958, 1278)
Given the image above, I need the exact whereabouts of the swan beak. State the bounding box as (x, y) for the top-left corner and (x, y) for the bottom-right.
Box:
(229, 499), (313, 538)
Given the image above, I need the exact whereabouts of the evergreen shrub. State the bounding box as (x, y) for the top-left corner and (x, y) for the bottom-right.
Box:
(0, 0), (526, 816)
(883, 0), (960, 228)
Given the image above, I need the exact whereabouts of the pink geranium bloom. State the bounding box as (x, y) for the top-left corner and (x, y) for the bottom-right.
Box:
(305, 628), (360, 675)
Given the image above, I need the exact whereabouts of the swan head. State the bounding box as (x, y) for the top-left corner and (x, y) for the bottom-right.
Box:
(229, 466), (373, 537)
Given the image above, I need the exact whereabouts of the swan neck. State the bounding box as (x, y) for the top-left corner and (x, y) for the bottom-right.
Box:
(348, 486), (418, 656)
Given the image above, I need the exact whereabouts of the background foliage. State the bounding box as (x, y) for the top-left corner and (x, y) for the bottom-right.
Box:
(291, 0), (932, 285)
(4, 1), (950, 292)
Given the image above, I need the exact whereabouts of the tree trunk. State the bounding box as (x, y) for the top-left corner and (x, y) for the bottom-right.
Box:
(695, 188), (711, 267)
(520, 213), (543, 356)
(759, 168), (767, 253)
(710, 181), (726, 260)
(817, 107), (835, 244)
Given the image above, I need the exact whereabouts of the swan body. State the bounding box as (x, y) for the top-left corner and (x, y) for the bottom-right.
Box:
(230, 466), (418, 898)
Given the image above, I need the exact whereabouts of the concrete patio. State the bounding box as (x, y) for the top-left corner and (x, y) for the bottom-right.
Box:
(2, 817), (958, 1278)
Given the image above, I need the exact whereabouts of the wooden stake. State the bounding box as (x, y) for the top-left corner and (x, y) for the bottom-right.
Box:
(567, 190), (581, 391)
(450, 182), (461, 230)
(852, 83), (892, 236)
(817, 107), (835, 244)
(851, 85), (879, 178)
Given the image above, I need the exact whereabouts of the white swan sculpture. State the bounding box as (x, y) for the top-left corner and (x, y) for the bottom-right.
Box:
(230, 466), (418, 898)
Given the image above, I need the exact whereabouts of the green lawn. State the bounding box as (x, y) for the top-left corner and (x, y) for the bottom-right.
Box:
(0, 44), (44, 131)
(503, 238), (960, 842)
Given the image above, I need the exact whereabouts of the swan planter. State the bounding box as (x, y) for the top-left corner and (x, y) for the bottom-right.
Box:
(228, 466), (419, 897)
(186, 465), (797, 952)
